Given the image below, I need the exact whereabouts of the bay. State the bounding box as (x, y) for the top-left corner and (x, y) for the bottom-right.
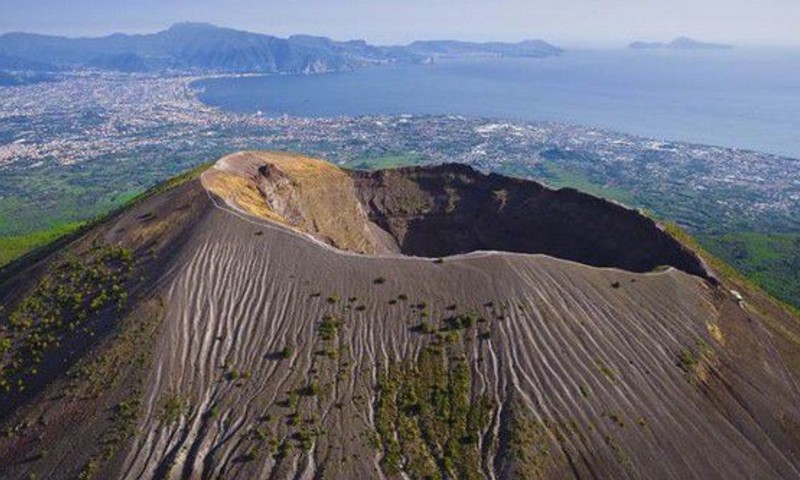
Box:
(194, 48), (800, 158)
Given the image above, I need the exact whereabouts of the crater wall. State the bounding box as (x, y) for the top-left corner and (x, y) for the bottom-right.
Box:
(351, 163), (710, 277)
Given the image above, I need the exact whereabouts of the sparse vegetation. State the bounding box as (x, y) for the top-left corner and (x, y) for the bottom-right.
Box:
(676, 339), (715, 384)
(61, 298), (164, 478)
(298, 382), (320, 397)
(445, 312), (476, 330)
(677, 349), (698, 373)
(77, 459), (101, 480)
(605, 434), (632, 471)
(160, 393), (187, 425)
(0, 244), (135, 395)
(294, 429), (315, 451)
(318, 314), (342, 341)
(412, 321), (436, 334)
(504, 412), (552, 479)
(598, 364), (617, 382)
(374, 341), (495, 479)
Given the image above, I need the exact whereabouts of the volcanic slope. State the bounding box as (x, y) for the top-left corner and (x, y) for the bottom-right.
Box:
(1, 151), (800, 480)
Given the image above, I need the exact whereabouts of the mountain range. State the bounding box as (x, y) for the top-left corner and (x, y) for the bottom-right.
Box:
(1, 151), (799, 479)
(0, 23), (563, 75)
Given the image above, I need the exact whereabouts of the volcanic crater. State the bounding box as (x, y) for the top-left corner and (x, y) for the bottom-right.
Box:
(206, 151), (709, 277)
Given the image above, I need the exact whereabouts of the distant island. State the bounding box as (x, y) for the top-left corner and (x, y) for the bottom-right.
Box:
(629, 36), (733, 50)
(407, 39), (561, 59)
(0, 22), (562, 77)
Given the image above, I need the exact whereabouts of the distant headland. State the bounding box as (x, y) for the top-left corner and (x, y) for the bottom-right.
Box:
(0, 23), (563, 76)
(629, 36), (733, 50)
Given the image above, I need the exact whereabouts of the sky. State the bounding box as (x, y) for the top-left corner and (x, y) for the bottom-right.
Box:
(2, 0), (799, 47)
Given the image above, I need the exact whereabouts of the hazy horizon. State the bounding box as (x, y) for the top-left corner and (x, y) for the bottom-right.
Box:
(1, 0), (799, 48)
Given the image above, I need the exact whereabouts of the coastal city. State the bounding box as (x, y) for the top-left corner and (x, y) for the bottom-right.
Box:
(1, 72), (799, 237)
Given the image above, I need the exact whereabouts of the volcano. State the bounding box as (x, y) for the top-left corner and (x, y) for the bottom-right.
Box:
(1, 151), (799, 479)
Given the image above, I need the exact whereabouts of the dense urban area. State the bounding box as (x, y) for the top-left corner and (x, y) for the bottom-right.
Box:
(1, 72), (799, 306)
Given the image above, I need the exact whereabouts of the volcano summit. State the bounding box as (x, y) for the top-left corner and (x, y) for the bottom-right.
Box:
(1, 152), (799, 479)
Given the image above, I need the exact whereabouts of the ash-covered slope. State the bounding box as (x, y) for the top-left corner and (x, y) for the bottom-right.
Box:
(1, 152), (799, 480)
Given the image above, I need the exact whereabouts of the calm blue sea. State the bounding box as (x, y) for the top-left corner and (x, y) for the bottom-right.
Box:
(194, 48), (800, 158)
